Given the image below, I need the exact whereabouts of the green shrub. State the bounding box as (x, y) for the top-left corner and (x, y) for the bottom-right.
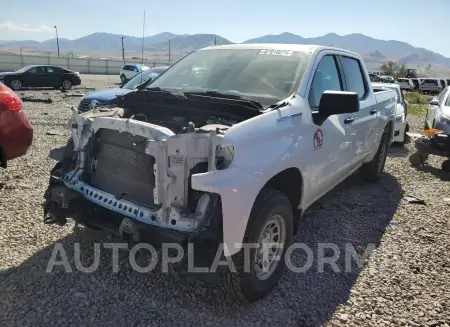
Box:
(405, 91), (430, 105)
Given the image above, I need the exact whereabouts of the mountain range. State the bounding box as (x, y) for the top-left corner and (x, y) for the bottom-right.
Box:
(1, 32), (449, 70)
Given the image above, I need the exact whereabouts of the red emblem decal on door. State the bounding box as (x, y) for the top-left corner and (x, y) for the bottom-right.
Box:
(314, 129), (323, 150)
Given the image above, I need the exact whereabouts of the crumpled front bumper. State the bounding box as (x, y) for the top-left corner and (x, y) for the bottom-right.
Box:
(191, 165), (262, 257)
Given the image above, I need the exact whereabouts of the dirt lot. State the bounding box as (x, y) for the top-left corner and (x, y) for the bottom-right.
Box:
(1, 75), (449, 327)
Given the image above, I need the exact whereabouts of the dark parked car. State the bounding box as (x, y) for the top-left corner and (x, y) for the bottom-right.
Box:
(77, 66), (169, 113)
(0, 65), (81, 91)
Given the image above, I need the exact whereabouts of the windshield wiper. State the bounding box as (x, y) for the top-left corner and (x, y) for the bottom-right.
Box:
(183, 90), (263, 110)
(144, 87), (186, 98)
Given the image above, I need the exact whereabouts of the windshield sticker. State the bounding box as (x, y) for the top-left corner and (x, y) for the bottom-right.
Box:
(259, 49), (293, 56)
(313, 129), (323, 150)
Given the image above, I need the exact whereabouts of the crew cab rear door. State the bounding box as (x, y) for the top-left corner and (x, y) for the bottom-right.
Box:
(337, 55), (378, 163)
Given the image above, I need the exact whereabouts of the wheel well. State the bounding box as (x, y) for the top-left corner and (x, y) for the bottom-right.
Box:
(263, 168), (303, 212)
(386, 121), (393, 141)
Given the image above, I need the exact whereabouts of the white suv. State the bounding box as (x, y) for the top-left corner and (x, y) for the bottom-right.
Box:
(119, 64), (150, 84)
(396, 78), (414, 91)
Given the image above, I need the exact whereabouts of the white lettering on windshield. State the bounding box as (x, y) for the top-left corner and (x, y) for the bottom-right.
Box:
(259, 49), (293, 56)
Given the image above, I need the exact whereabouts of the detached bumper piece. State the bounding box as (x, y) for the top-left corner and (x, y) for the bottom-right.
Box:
(409, 133), (450, 172)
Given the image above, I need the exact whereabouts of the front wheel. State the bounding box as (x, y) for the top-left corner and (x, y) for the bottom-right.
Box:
(120, 75), (126, 85)
(360, 125), (390, 182)
(221, 187), (293, 302)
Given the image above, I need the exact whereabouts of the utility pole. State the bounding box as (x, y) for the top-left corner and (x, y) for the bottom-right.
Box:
(141, 9), (146, 64)
(214, 37), (216, 46)
(120, 36), (126, 61)
(168, 40), (171, 63)
(54, 26), (60, 57)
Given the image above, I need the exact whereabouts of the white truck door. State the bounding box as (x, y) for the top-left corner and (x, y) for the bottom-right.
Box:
(306, 54), (355, 197)
(338, 55), (378, 164)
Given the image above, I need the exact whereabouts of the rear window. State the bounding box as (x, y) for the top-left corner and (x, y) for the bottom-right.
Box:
(340, 56), (367, 99)
(397, 78), (407, 82)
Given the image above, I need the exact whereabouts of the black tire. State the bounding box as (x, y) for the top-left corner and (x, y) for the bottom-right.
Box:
(409, 152), (428, 167)
(442, 160), (450, 172)
(360, 125), (390, 182)
(10, 79), (22, 91)
(0, 147), (6, 168)
(120, 75), (126, 85)
(61, 80), (73, 91)
(221, 187), (294, 302)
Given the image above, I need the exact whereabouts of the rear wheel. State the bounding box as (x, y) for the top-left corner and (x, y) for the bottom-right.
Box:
(120, 75), (126, 85)
(221, 187), (293, 302)
(360, 125), (390, 182)
(61, 80), (72, 91)
(10, 79), (22, 91)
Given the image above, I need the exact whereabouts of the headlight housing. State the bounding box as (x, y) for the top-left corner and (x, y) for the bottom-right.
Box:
(395, 114), (404, 122)
(216, 145), (234, 170)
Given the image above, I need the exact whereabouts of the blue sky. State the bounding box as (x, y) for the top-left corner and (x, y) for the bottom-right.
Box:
(1, 0), (450, 56)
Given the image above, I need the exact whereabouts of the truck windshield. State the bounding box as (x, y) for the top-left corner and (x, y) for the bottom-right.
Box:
(149, 48), (311, 106)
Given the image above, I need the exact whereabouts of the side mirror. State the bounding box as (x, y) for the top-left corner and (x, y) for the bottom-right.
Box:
(313, 91), (359, 125)
(430, 99), (439, 106)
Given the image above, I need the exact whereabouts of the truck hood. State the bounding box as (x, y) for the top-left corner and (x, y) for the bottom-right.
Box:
(82, 88), (133, 102)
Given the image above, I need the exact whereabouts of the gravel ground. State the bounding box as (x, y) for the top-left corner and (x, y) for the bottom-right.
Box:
(1, 75), (449, 327)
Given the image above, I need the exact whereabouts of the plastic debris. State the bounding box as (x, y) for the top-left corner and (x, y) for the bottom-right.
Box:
(404, 196), (426, 205)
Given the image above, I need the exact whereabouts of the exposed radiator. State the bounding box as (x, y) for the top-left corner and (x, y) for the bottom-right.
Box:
(86, 129), (156, 208)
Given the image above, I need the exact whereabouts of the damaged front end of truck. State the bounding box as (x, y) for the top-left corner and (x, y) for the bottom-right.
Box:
(43, 89), (262, 274)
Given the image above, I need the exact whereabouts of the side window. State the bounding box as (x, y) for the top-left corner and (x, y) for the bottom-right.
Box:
(46, 67), (54, 73)
(339, 56), (367, 99)
(28, 67), (43, 74)
(308, 55), (342, 108)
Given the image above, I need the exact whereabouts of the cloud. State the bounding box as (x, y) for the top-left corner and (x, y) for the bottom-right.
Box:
(0, 21), (54, 33)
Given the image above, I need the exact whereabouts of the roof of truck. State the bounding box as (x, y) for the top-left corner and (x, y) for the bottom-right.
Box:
(200, 43), (360, 57)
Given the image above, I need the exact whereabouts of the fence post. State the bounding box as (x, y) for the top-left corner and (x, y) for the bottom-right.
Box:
(48, 52), (51, 64)
(106, 59), (109, 75)
(88, 59), (91, 74)
(20, 49), (24, 67)
(153, 59), (156, 68)
(67, 57), (70, 70)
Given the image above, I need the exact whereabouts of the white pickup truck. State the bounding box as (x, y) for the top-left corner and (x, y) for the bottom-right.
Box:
(44, 44), (396, 302)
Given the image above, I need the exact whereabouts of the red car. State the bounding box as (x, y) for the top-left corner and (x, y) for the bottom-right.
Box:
(0, 83), (33, 168)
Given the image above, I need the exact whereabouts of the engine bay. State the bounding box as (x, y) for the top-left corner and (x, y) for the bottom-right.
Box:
(113, 89), (262, 134)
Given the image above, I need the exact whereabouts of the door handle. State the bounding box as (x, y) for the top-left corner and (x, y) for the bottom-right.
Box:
(370, 109), (378, 115)
(344, 117), (354, 124)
